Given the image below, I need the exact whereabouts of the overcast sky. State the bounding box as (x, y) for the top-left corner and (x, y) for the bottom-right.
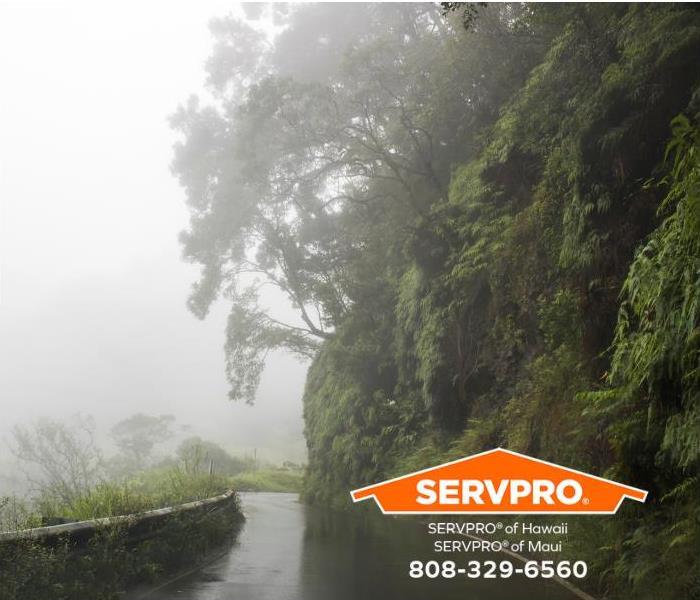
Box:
(0, 0), (308, 470)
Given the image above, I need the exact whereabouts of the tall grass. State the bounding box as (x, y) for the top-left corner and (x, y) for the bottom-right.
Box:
(3, 467), (232, 530)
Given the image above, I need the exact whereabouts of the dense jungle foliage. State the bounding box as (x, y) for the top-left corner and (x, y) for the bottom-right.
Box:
(173, 4), (700, 598)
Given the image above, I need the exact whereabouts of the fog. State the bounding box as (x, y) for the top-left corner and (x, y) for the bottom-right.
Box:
(0, 0), (307, 485)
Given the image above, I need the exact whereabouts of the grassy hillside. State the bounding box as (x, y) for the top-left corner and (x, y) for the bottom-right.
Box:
(231, 469), (303, 493)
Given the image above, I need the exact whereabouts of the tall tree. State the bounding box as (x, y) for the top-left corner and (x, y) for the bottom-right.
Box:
(11, 416), (102, 506)
(172, 3), (541, 402)
(110, 413), (175, 470)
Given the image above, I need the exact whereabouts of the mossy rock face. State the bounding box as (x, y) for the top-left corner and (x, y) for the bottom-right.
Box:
(301, 5), (700, 600)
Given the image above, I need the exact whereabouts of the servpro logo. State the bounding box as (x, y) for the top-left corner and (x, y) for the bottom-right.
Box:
(350, 448), (647, 514)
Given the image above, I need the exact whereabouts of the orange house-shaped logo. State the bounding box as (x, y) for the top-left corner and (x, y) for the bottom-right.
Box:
(350, 448), (647, 514)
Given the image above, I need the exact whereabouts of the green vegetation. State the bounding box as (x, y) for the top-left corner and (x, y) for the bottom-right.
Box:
(34, 471), (232, 523)
(0, 419), (256, 600)
(231, 469), (302, 493)
(0, 454), (296, 599)
(0, 491), (242, 600)
(174, 4), (700, 599)
(0, 466), (242, 600)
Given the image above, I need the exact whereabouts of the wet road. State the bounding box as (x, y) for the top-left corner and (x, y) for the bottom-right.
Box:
(136, 492), (576, 600)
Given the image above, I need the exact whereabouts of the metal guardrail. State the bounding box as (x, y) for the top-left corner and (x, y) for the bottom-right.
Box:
(0, 489), (237, 544)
